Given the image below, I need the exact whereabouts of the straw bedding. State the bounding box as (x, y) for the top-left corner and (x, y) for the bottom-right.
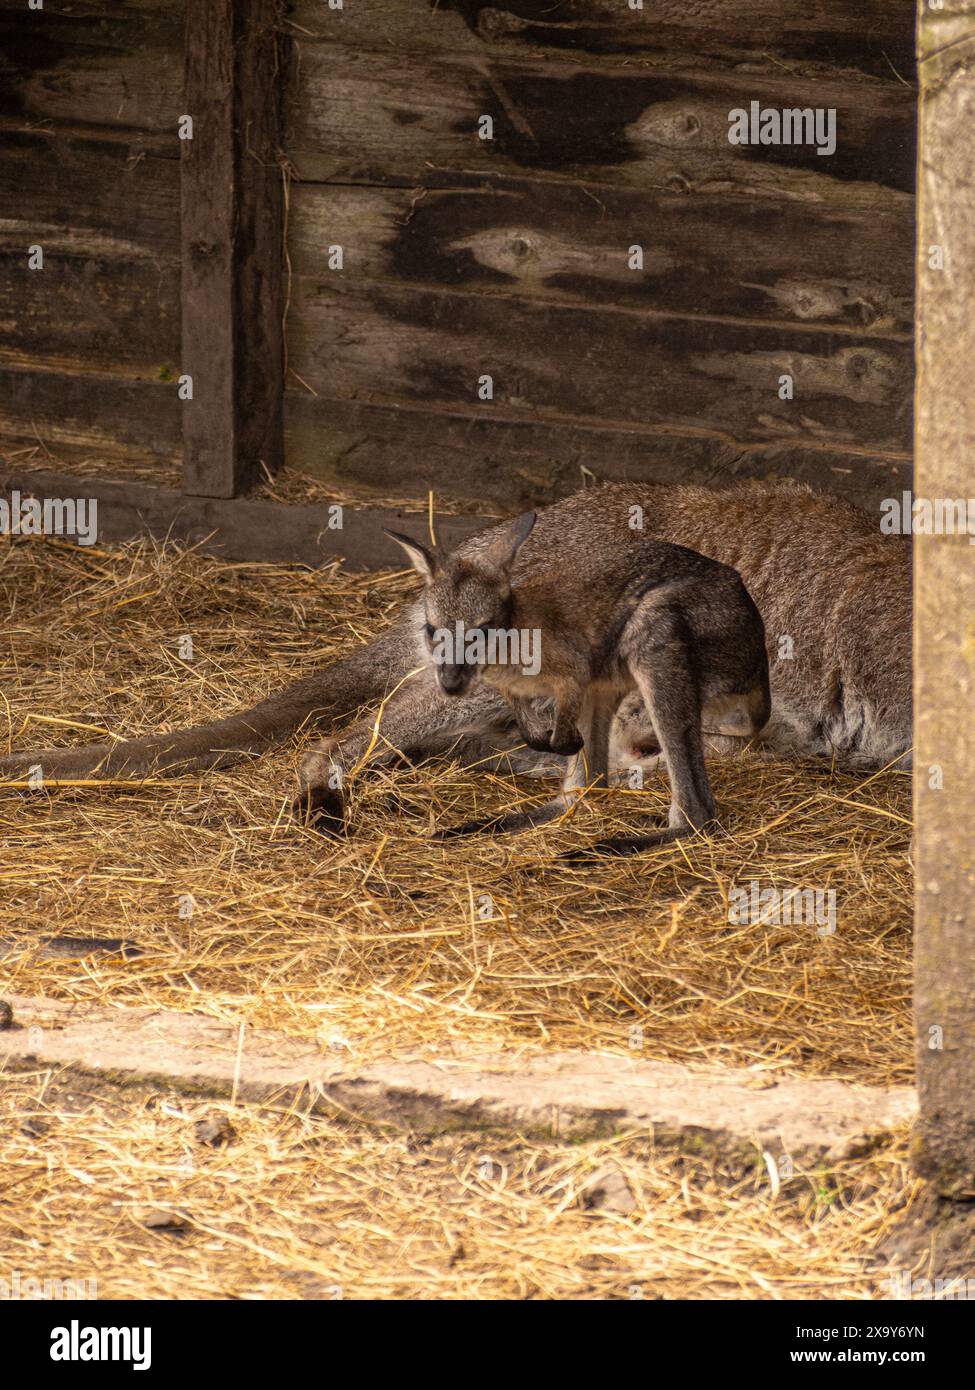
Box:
(0, 527), (915, 1297)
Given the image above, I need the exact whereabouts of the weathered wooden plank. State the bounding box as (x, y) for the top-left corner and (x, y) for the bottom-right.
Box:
(180, 0), (285, 498)
(0, 465), (487, 569)
(0, 0), (176, 14)
(0, 130), (178, 243)
(286, 277), (913, 454)
(285, 48), (915, 203)
(914, 0), (975, 1197)
(0, 128), (179, 402)
(0, 359), (180, 458)
(0, 232), (179, 369)
(287, 0), (916, 81)
(289, 180), (913, 337)
(0, 3), (184, 135)
(284, 391), (911, 516)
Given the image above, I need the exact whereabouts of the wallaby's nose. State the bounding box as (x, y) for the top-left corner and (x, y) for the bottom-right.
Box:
(439, 665), (469, 695)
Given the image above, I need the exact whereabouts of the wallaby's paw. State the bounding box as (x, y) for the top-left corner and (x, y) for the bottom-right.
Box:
(521, 728), (582, 756)
(431, 816), (505, 840)
(558, 827), (689, 861)
(291, 785), (347, 838)
(548, 731), (584, 756)
(434, 797), (570, 840)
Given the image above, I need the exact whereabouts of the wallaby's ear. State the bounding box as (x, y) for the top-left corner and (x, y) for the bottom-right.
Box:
(384, 529), (437, 584)
(480, 510), (536, 573)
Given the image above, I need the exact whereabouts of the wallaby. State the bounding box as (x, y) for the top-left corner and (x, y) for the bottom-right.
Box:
(369, 512), (770, 852)
(0, 482), (911, 812)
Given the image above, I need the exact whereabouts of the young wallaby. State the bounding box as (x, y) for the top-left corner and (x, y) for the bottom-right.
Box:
(381, 510), (770, 853)
(0, 482), (910, 808)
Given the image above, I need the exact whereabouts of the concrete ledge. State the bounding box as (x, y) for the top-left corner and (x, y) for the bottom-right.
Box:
(0, 995), (915, 1161)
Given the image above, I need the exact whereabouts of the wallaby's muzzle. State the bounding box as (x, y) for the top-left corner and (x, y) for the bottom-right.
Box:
(438, 663), (474, 695)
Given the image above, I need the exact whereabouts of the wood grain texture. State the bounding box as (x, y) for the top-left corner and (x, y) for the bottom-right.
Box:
(286, 277), (912, 449)
(0, 129), (178, 243)
(0, 1), (184, 138)
(285, 47), (915, 204)
(287, 0), (916, 81)
(914, 0), (975, 1195)
(180, 0), (285, 498)
(0, 135), (179, 369)
(288, 180), (913, 337)
(0, 359), (180, 458)
(0, 6), (183, 460)
(0, 464), (487, 569)
(0, 235), (179, 368)
(284, 390), (910, 515)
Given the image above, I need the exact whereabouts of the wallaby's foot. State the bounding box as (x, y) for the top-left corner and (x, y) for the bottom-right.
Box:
(292, 785), (346, 837)
(294, 745), (350, 836)
(511, 698), (583, 757)
(559, 816), (720, 861)
(292, 776), (347, 837)
(433, 795), (572, 840)
(559, 826), (690, 861)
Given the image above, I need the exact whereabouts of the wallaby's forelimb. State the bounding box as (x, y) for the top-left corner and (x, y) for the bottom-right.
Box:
(506, 695), (558, 753)
(567, 586), (765, 859)
(622, 595), (721, 836)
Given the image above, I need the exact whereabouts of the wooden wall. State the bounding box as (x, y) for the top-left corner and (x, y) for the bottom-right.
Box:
(0, 0), (183, 462)
(281, 0), (917, 511)
(0, 1), (916, 516)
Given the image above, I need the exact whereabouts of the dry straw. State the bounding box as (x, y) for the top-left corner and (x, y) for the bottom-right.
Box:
(0, 1069), (919, 1300)
(0, 526), (915, 1297)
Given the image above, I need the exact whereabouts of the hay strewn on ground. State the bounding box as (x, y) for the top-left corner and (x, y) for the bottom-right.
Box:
(0, 532), (916, 1299)
(0, 533), (912, 1082)
(0, 1070), (919, 1300)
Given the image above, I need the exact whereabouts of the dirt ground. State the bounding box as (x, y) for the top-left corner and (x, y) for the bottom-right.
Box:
(0, 532), (917, 1297)
(0, 1066), (920, 1300)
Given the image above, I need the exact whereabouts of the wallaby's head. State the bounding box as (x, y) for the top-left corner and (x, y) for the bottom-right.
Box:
(385, 511), (536, 695)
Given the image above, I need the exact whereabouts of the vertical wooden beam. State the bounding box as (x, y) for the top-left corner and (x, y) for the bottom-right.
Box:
(914, 1), (975, 1198)
(181, 0), (284, 498)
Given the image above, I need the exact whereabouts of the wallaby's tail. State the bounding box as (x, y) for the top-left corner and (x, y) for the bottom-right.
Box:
(0, 625), (410, 783)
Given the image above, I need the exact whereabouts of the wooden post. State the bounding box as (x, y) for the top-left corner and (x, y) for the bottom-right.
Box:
(914, 1), (975, 1197)
(180, 0), (284, 498)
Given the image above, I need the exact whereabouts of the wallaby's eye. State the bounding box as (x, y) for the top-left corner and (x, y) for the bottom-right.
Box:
(424, 623), (436, 641)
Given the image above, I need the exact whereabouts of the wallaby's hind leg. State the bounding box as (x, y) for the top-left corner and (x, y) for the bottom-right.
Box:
(566, 607), (716, 860)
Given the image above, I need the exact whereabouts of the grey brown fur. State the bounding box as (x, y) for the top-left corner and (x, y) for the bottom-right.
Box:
(376, 510), (770, 852)
(0, 483), (912, 836)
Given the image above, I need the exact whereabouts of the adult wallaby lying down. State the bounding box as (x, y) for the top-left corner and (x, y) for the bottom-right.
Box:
(373, 513), (770, 851)
(0, 481), (911, 806)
